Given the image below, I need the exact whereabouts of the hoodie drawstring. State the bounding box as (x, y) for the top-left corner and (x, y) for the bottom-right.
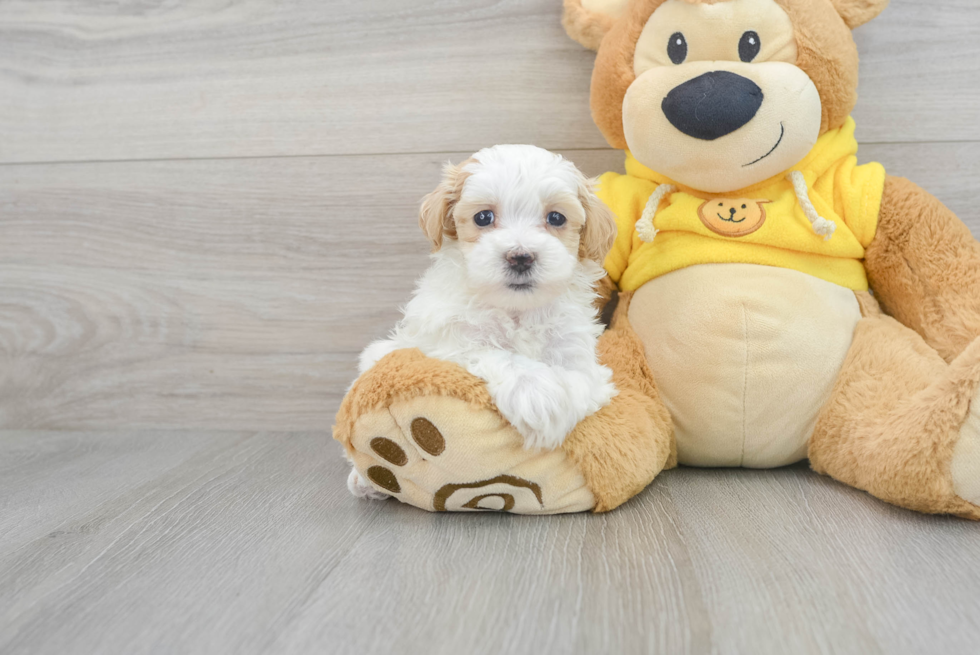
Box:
(635, 184), (677, 243)
(788, 171), (836, 241)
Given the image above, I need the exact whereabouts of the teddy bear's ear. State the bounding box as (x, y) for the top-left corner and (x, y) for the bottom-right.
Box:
(828, 0), (889, 29)
(562, 0), (631, 51)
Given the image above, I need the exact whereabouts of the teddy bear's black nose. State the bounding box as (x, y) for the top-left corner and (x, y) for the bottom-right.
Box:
(662, 71), (764, 141)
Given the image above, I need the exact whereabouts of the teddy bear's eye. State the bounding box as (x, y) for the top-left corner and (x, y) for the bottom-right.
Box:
(474, 210), (495, 227)
(667, 32), (687, 65)
(739, 31), (761, 63)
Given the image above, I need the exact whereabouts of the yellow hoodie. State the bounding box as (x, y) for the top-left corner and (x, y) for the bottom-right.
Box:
(599, 118), (886, 292)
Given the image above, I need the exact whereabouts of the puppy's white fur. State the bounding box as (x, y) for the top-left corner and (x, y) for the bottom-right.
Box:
(357, 145), (618, 477)
(348, 469), (390, 500)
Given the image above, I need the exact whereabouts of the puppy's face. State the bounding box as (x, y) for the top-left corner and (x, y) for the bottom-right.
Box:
(420, 145), (616, 311)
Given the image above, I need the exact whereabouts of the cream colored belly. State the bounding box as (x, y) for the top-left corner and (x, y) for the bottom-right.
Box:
(628, 264), (862, 468)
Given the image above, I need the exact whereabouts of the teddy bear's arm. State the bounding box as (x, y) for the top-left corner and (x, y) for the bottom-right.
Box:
(864, 175), (980, 363)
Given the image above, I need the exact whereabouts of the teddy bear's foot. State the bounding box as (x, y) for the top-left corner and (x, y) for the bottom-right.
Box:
(335, 349), (596, 514)
(345, 394), (596, 514)
(951, 385), (980, 507)
(809, 307), (980, 520)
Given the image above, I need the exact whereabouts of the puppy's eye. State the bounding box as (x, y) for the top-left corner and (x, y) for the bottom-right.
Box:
(547, 211), (567, 227)
(739, 31), (761, 62)
(473, 210), (495, 227)
(667, 32), (687, 65)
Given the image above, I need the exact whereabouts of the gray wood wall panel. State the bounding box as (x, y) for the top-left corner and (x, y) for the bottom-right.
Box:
(0, 0), (976, 165)
(1, 144), (977, 431)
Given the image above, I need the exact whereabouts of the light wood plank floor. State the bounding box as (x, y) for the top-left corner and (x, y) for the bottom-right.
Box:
(1, 1), (979, 653)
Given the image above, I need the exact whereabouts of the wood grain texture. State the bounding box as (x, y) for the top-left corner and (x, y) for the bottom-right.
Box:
(1, 2), (979, 652)
(1, 430), (979, 655)
(1, 144), (977, 431)
(0, 0), (976, 165)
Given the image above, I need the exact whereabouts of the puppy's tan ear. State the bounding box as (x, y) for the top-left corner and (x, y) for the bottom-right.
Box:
(578, 178), (618, 264)
(419, 161), (468, 251)
(829, 0), (889, 29)
(562, 0), (631, 51)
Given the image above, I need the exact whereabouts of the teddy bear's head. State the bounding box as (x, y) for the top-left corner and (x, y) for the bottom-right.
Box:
(563, 0), (888, 193)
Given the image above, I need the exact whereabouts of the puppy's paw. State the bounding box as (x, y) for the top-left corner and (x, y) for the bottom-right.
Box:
(569, 365), (618, 414)
(492, 371), (579, 451)
(591, 373), (619, 410)
(347, 468), (391, 501)
(519, 421), (578, 451)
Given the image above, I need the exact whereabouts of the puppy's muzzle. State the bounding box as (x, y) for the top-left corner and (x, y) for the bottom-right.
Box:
(505, 250), (536, 275)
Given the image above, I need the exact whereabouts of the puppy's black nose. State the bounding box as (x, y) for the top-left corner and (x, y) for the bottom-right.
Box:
(506, 251), (535, 274)
(661, 71), (764, 141)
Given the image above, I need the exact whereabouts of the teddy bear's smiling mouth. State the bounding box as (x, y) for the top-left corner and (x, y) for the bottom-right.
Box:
(743, 122), (786, 168)
(717, 213), (747, 223)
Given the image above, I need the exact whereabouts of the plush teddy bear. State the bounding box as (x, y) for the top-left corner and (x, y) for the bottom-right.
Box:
(335, 0), (980, 518)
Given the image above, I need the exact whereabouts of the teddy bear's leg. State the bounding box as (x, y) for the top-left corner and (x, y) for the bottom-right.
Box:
(334, 291), (675, 514)
(563, 290), (677, 512)
(808, 294), (980, 519)
(865, 176), (980, 364)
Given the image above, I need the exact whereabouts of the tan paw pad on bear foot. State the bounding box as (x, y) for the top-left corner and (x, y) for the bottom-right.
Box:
(347, 394), (595, 514)
(952, 388), (980, 507)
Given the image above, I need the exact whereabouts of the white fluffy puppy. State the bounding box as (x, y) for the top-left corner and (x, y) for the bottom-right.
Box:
(352, 145), (619, 496)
